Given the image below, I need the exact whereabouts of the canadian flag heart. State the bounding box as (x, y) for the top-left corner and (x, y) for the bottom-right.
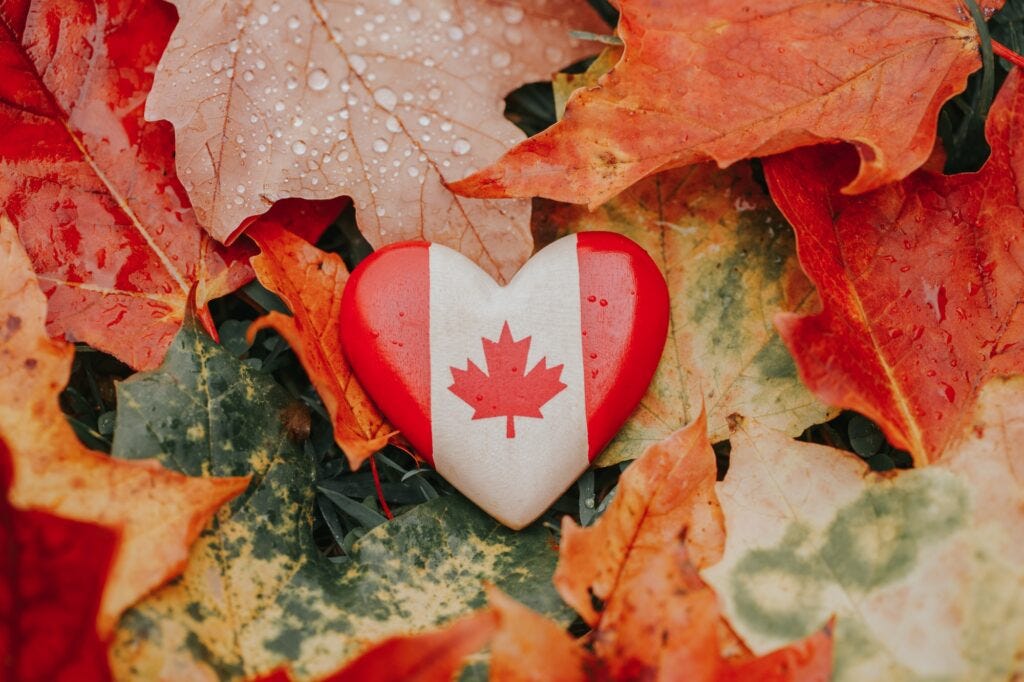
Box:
(340, 232), (669, 529)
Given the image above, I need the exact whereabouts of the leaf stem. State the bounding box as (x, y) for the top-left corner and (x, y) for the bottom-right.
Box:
(993, 39), (1024, 69)
(370, 454), (394, 520)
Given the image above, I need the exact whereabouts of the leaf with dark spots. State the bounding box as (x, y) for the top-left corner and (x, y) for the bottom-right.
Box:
(0, 0), (341, 369)
(108, 313), (571, 680)
(765, 68), (1024, 465)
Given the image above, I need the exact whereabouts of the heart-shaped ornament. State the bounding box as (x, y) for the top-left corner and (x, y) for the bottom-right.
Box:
(341, 233), (669, 528)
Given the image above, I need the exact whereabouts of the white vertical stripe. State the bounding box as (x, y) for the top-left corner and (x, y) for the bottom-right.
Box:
(429, 236), (589, 529)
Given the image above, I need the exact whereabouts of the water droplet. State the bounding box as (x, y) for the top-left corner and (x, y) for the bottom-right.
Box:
(545, 46), (563, 62)
(274, 100), (286, 112)
(448, 26), (464, 41)
(452, 138), (471, 155)
(235, 184), (246, 194)
(376, 206), (386, 217)
(307, 68), (330, 91)
(257, 13), (269, 25)
(490, 51), (511, 68)
(286, 76), (299, 90)
(372, 138), (390, 153)
(374, 87), (398, 111)
(502, 4), (524, 23)
(210, 56), (224, 72)
(385, 116), (402, 133)
(287, 15), (300, 29)
(350, 55), (367, 74)
(418, 115), (431, 126)
(242, 70), (255, 82)
(292, 140), (307, 155)
(428, 87), (442, 101)
(407, 166), (419, 177)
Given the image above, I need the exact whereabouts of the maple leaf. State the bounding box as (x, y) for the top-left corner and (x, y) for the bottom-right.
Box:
(451, 0), (1005, 207)
(0, 438), (117, 682)
(763, 68), (1024, 465)
(246, 223), (395, 470)
(449, 322), (567, 438)
(703, 375), (1024, 682)
(0, 0), (342, 370)
(146, 0), (605, 283)
(0, 219), (250, 633)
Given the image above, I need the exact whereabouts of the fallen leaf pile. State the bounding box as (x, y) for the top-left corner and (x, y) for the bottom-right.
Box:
(4, 0), (1024, 679)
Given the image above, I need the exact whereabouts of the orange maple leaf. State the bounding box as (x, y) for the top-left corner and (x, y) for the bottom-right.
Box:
(449, 322), (567, 438)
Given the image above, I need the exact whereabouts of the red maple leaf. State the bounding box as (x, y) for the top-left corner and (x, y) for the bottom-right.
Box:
(449, 322), (567, 438)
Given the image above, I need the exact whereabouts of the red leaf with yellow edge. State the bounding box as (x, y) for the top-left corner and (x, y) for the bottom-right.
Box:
(555, 410), (724, 626)
(0, 218), (250, 633)
(0, 438), (117, 682)
(0, 0), (340, 370)
(247, 223), (395, 470)
(764, 68), (1024, 465)
(452, 0), (1003, 207)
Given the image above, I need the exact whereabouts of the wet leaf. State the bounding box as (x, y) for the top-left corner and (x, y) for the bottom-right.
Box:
(247, 224), (393, 470)
(765, 68), (1024, 465)
(109, 314), (570, 680)
(148, 0), (604, 282)
(452, 0), (1003, 206)
(0, 0), (340, 369)
(0, 438), (118, 682)
(703, 376), (1024, 681)
(0, 219), (249, 633)
(534, 159), (832, 465)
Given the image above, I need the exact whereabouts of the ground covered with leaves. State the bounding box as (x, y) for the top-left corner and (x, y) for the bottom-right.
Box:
(3, 0), (1024, 680)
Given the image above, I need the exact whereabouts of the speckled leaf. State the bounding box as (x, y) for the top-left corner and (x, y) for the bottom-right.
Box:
(108, 316), (569, 681)
(702, 377), (1024, 682)
(534, 161), (832, 465)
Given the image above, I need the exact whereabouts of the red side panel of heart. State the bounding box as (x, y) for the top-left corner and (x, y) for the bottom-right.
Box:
(340, 233), (668, 467)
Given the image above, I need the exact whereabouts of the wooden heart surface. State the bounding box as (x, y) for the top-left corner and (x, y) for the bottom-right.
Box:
(341, 233), (669, 528)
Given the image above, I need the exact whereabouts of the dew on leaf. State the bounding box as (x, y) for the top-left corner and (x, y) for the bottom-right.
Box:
(307, 68), (330, 91)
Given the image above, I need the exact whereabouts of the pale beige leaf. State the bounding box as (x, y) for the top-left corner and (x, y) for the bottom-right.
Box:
(149, 0), (604, 282)
(702, 376), (1024, 682)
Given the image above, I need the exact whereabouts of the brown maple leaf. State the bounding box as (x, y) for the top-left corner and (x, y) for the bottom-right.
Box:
(147, 0), (605, 283)
(449, 322), (566, 438)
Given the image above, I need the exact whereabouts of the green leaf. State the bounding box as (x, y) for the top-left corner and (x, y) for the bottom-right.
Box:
(109, 316), (569, 680)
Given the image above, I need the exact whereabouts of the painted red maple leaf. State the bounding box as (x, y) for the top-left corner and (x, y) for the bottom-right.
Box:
(449, 323), (567, 438)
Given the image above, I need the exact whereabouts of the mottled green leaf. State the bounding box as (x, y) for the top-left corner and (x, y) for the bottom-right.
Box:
(109, 316), (569, 680)
(534, 162), (833, 466)
(702, 377), (1024, 682)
